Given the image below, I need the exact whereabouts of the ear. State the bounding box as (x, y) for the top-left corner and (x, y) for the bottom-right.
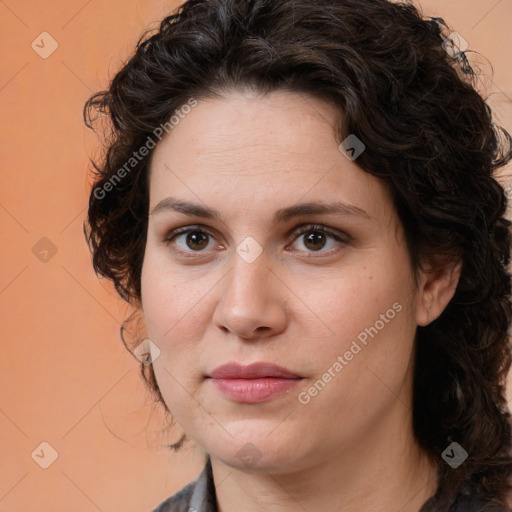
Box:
(415, 257), (461, 327)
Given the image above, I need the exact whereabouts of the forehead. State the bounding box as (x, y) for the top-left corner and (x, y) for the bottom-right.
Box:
(147, 90), (392, 221)
(152, 90), (339, 167)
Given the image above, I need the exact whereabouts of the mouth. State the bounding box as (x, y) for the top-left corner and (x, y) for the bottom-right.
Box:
(206, 362), (303, 404)
(208, 362), (301, 379)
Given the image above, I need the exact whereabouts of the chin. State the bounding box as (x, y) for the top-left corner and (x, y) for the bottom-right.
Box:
(208, 436), (306, 473)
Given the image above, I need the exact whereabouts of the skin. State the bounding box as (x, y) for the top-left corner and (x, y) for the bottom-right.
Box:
(141, 89), (460, 512)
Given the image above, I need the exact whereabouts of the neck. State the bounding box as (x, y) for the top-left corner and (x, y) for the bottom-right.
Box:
(210, 400), (438, 512)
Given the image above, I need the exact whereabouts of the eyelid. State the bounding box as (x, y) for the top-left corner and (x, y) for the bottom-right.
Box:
(288, 223), (349, 242)
(164, 224), (216, 240)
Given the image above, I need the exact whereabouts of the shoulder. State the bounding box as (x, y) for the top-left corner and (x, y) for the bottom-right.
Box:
(150, 479), (196, 512)
(149, 458), (217, 512)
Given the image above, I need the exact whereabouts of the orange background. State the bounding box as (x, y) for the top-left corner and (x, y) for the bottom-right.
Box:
(1, 1), (511, 511)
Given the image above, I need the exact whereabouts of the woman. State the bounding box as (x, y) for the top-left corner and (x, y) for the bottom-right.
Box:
(83, 0), (512, 510)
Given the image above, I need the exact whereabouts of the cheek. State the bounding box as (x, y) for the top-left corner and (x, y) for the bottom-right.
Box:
(306, 261), (413, 346)
(306, 254), (418, 393)
(141, 250), (212, 341)
(140, 254), (216, 399)
(141, 265), (207, 416)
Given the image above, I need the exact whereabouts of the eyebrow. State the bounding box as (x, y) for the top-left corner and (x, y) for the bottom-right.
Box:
(149, 197), (370, 226)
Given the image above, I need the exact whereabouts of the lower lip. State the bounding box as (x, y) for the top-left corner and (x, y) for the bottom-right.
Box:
(209, 377), (301, 403)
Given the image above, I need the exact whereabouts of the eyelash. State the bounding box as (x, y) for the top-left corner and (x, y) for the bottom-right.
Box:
(163, 223), (348, 259)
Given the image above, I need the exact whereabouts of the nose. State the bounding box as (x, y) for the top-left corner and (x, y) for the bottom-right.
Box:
(212, 250), (288, 341)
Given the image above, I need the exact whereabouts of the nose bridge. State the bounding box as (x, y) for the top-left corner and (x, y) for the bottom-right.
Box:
(213, 245), (287, 338)
(223, 247), (273, 307)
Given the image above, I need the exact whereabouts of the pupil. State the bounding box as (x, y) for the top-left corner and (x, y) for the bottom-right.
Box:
(187, 231), (208, 250)
(305, 231), (326, 251)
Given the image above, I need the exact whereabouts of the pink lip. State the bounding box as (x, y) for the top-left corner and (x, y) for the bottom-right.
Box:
(207, 362), (302, 404)
(209, 362), (300, 379)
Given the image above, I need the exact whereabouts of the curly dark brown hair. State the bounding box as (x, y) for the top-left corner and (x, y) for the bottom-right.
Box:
(83, 0), (512, 509)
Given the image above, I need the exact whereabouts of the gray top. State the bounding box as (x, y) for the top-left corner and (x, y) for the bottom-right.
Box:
(150, 457), (501, 512)
(151, 457), (217, 512)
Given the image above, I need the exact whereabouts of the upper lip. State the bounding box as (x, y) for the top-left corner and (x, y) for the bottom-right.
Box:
(208, 362), (301, 379)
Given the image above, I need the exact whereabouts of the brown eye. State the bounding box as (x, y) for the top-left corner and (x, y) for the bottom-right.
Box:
(185, 230), (210, 251)
(165, 226), (217, 255)
(289, 224), (347, 256)
(303, 231), (327, 251)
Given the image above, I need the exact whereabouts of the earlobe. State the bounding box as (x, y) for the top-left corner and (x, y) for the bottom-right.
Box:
(415, 259), (462, 327)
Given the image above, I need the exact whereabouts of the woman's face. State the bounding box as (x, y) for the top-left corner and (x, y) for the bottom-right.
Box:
(141, 90), (429, 472)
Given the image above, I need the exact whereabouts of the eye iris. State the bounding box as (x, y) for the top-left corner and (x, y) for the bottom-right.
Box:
(187, 231), (209, 250)
(304, 231), (326, 251)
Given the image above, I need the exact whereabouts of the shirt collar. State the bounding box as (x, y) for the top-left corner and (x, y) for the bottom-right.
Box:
(189, 456), (218, 512)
